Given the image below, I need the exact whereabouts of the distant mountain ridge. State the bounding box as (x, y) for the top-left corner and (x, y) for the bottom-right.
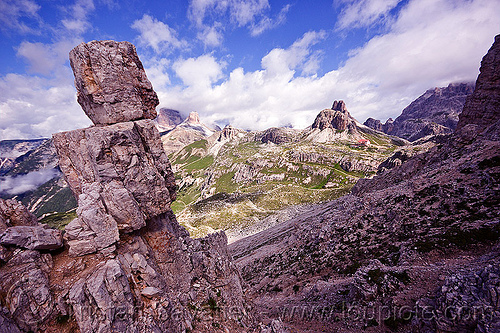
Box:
(0, 91), (460, 232)
(159, 111), (218, 155)
(364, 82), (475, 141)
(169, 100), (409, 239)
(229, 36), (500, 333)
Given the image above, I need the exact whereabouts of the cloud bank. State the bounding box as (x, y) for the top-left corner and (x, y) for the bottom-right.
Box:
(0, 168), (60, 195)
(155, 0), (500, 129)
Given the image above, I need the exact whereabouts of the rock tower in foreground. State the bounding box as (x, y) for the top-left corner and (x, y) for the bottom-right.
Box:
(50, 40), (253, 333)
(0, 40), (251, 333)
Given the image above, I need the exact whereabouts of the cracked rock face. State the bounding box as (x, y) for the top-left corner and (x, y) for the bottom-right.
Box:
(53, 119), (177, 256)
(0, 198), (38, 231)
(457, 35), (500, 137)
(0, 225), (63, 250)
(0, 249), (54, 332)
(69, 40), (159, 125)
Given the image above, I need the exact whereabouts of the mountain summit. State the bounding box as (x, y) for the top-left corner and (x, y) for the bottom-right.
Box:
(185, 111), (201, 124)
(155, 108), (183, 132)
(312, 100), (353, 131)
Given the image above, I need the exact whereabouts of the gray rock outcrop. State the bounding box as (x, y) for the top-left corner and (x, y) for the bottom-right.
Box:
(53, 118), (177, 256)
(0, 225), (62, 250)
(456, 35), (500, 137)
(0, 198), (38, 231)
(260, 127), (296, 144)
(312, 100), (352, 131)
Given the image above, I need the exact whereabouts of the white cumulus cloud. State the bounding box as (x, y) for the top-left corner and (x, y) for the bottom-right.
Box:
(188, 0), (290, 46)
(0, 0), (41, 34)
(61, 0), (95, 34)
(335, 0), (402, 30)
(155, 0), (500, 130)
(197, 23), (225, 48)
(173, 54), (225, 88)
(0, 72), (90, 140)
(131, 14), (188, 53)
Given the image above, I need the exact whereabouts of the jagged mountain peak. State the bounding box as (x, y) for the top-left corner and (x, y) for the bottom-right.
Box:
(184, 111), (201, 125)
(331, 100), (348, 112)
(456, 34), (500, 138)
(364, 81), (475, 141)
(312, 101), (353, 131)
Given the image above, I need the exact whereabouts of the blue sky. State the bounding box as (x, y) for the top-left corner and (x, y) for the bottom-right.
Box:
(0, 0), (499, 140)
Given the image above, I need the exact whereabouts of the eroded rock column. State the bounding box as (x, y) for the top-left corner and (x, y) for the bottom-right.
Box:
(51, 40), (253, 333)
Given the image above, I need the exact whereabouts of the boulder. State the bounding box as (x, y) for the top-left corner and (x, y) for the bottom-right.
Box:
(0, 198), (38, 232)
(69, 40), (158, 125)
(0, 225), (63, 250)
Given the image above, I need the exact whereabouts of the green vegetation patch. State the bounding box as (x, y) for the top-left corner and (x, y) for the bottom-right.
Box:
(215, 171), (238, 193)
(173, 139), (208, 165)
(40, 210), (77, 230)
(184, 155), (214, 170)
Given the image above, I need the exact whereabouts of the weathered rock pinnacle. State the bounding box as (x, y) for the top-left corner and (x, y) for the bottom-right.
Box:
(48, 40), (254, 332)
(70, 40), (159, 125)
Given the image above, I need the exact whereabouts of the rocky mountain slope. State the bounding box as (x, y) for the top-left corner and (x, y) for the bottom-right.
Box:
(229, 35), (500, 332)
(0, 65), (477, 246)
(365, 82), (475, 141)
(0, 101), (411, 240)
(170, 101), (409, 240)
(0, 138), (76, 220)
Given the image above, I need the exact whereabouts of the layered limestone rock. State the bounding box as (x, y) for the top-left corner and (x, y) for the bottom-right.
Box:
(306, 100), (364, 143)
(260, 127), (297, 144)
(365, 82), (475, 141)
(53, 118), (177, 256)
(0, 225), (63, 250)
(0, 198), (38, 230)
(364, 117), (394, 133)
(70, 40), (158, 125)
